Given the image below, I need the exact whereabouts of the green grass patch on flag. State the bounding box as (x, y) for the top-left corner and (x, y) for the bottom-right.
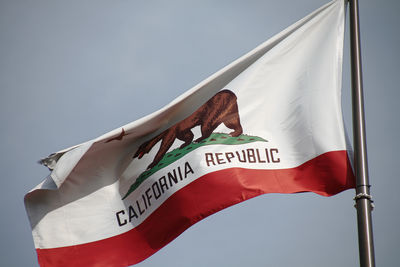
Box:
(122, 133), (267, 199)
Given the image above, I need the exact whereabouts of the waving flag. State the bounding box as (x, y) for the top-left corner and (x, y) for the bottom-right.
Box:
(25, 1), (354, 266)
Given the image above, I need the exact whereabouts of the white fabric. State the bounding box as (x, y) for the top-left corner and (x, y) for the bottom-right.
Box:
(25, 0), (346, 249)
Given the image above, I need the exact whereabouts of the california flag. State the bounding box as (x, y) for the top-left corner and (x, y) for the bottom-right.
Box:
(25, 1), (354, 266)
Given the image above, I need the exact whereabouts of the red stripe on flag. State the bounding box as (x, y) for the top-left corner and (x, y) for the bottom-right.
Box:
(36, 150), (355, 267)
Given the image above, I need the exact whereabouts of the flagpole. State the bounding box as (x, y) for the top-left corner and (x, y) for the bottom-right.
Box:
(348, 0), (375, 266)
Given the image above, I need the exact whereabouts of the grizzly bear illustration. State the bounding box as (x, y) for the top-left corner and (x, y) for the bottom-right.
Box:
(133, 89), (243, 170)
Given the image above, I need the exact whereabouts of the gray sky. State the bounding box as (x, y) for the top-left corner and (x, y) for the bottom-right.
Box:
(1, 0), (399, 266)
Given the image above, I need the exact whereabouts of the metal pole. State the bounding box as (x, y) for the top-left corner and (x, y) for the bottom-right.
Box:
(348, 0), (375, 266)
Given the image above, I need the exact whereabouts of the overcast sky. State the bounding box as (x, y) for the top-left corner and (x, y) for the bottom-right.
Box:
(1, 0), (399, 266)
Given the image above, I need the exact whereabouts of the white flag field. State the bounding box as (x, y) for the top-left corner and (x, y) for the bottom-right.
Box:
(25, 1), (355, 266)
